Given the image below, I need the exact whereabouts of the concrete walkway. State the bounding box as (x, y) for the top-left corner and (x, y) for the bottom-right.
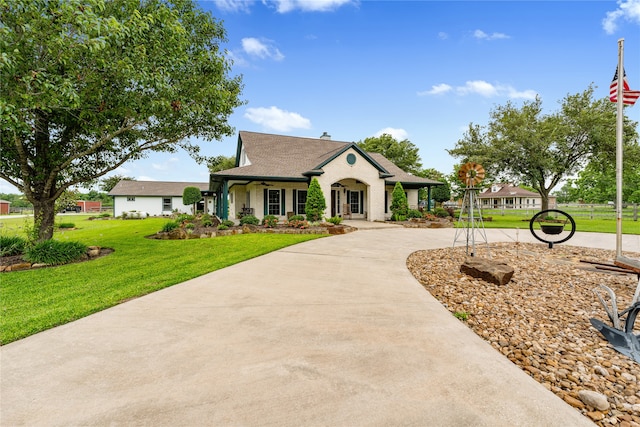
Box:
(3, 226), (638, 426)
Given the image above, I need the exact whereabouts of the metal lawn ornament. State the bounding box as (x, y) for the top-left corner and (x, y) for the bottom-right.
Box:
(453, 162), (490, 257)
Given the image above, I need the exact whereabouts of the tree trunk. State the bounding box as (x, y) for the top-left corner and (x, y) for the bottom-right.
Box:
(540, 191), (550, 212)
(32, 199), (57, 242)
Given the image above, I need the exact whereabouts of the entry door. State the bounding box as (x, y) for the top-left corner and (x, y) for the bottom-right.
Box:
(331, 190), (341, 217)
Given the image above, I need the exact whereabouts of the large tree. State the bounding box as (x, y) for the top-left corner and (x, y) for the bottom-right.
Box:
(0, 0), (244, 241)
(357, 134), (422, 174)
(100, 175), (135, 193)
(447, 86), (638, 211)
(207, 155), (236, 172)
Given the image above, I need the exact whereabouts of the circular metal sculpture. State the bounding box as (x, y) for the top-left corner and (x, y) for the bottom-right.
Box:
(529, 209), (576, 248)
(457, 162), (485, 187)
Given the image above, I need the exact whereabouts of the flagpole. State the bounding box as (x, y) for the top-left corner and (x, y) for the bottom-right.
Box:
(615, 38), (624, 258)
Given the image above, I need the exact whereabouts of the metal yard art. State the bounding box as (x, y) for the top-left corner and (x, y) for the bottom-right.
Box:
(452, 162), (490, 257)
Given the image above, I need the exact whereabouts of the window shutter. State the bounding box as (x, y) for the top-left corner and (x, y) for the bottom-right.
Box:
(281, 189), (286, 216)
(385, 191), (388, 213)
(263, 189), (268, 215)
(360, 191), (364, 214)
(292, 189), (297, 214)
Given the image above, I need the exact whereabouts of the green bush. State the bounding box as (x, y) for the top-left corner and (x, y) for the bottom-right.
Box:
(239, 215), (259, 225)
(217, 224), (228, 230)
(0, 235), (27, 256)
(407, 209), (423, 219)
(161, 221), (179, 232)
(185, 223), (195, 230)
(99, 213), (111, 218)
(222, 220), (235, 227)
(175, 214), (194, 223)
(288, 215), (305, 222)
(326, 216), (343, 225)
(57, 222), (75, 229)
(433, 207), (450, 218)
(24, 240), (87, 265)
(286, 219), (309, 229)
(390, 182), (408, 221)
(262, 215), (278, 228)
(305, 178), (326, 222)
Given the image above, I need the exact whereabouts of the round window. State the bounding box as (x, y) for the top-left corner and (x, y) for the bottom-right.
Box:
(346, 153), (356, 165)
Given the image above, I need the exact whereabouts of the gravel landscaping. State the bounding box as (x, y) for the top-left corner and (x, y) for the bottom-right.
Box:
(407, 242), (640, 427)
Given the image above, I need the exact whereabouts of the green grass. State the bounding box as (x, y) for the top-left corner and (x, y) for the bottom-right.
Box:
(0, 216), (324, 344)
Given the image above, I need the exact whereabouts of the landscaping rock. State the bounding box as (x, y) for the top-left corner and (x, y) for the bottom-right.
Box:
(579, 390), (610, 411)
(460, 257), (514, 285)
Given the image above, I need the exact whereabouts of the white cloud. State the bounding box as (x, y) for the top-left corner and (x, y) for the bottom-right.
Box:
(242, 37), (285, 61)
(437, 32), (449, 40)
(417, 83), (452, 96)
(215, 0), (254, 13)
(244, 106), (312, 131)
(264, 0), (355, 13)
(473, 29), (510, 40)
(152, 157), (179, 171)
(419, 80), (537, 100)
(374, 127), (409, 141)
(603, 0), (640, 34)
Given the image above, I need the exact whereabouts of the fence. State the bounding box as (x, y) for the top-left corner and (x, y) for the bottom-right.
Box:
(477, 203), (639, 221)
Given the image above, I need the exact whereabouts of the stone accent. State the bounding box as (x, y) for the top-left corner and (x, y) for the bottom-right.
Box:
(460, 257), (514, 285)
(579, 390), (610, 411)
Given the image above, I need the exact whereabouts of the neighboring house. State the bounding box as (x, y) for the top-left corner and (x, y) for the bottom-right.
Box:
(209, 131), (443, 222)
(0, 199), (10, 215)
(477, 183), (555, 209)
(109, 181), (211, 217)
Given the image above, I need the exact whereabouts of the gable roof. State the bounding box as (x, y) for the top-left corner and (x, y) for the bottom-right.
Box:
(108, 180), (209, 197)
(478, 183), (539, 198)
(212, 131), (442, 187)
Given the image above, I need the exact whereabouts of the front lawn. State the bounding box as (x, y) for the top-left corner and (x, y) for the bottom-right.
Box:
(0, 216), (324, 344)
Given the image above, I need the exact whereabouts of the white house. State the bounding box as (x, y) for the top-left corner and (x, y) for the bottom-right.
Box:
(477, 183), (554, 209)
(209, 131), (443, 222)
(109, 181), (212, 217)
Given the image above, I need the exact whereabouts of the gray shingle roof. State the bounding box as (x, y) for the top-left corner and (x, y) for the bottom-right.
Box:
(108, 180), (209, 196)
(212, 131), (442, 186)
(478, 184), (539, 198)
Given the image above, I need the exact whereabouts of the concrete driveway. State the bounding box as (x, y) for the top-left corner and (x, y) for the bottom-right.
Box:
(3, 226), (635, 426)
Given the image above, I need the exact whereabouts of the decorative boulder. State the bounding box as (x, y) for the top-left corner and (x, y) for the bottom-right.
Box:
(460, 258), (514, 286)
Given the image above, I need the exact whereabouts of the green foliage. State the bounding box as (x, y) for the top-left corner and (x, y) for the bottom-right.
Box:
(175, 214), (195, 223)
(288, 215), (305, 222)
(161, 221), (180, 232)
(305, 178), (327, 222)
(0, 194), (32, 208)
(357, 134), (422, 174)
(100, 176), (135, 193)
(24, 240), (87, 265)
(217, 224), (229, 230)
(182, 187), (202, 214)
(453, 311), (469, 321)
(447, 86), (638, 211)
(407, 209), (423, 219)
(286, 219), (309, 229)
(185, 223), (195, 230)
(326, 216), (343, 225)
(222, 220), (235, 227)
(239, 215), (259, 225)
(390, 182), (408, 221)
(208, 155), (237, 172)
(262, 215), (279, 228)
(0, 0), (244, 242)
(57, 223), (75, 229)
(0, 235), (27, 256)
(433, 207), (450, 218)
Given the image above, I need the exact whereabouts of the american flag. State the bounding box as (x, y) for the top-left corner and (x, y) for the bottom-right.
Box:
(610, 66), (640, 106)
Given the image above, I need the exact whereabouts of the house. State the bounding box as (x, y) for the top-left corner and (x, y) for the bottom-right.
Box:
(477, 183), (555, 209)
(0, 199), (10, 215)
(209, 131), (443, 222)
(109, 181), (212, 217)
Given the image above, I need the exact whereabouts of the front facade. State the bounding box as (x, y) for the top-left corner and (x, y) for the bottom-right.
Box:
(210, 131), (443, 222)
(109, 181), (212, 217)
(477, 183), (553, 209)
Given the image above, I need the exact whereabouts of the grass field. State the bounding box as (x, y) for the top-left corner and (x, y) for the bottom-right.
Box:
(0, 215), (324, 344)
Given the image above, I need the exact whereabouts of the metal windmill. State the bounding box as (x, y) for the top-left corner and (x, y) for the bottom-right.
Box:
(453, 162), (490, 257)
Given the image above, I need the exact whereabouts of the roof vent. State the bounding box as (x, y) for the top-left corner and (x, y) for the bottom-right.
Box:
(319, 132), (331, 140)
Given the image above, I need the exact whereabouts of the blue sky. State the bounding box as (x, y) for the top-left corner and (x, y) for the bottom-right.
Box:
(2, 0), (640, 193)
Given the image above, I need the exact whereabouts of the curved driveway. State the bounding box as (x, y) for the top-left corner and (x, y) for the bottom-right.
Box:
(3, 225), (637, 426)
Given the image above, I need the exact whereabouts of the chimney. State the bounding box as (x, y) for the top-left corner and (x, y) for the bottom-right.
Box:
(319, 132), (331, 140)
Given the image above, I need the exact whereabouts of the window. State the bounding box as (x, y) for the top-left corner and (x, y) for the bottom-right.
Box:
(349, 191), (360, 214)
(268, 190), (280, 215)
(296, 190), (307, 215)
(127, 196), (135, 202)
(162, 197), (172, 211)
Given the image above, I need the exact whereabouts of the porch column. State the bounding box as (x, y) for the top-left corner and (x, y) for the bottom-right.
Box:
(221, 181), (229, 220)
(427, 186), (432, 212)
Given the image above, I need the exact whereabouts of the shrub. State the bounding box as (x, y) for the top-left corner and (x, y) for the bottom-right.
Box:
(407, 209), (423, 219)
(262, 215), (278, 228)
(99, 213), (111, 218)
(390, 182), (408, 221)
(239, 215), (259, 225)
(217, 224), (228, 230)
(24, 240), (87, 265)
(185, 223), (195, 230)
(161, 221), (179, 232)
(182, 186), (202, 214)
(201, 218), (213, 227)
(433, 207), (450, 218)
(305, 178), (326, 222)
(57, 222), (75, 229)
(288, 215), (305, 222)
(175, 214), (194, 223)
(286, 219), (309, 229)
(326, 216), (343, 225)
(0, 235), (27, 256)
(222, 220), (235, 227)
